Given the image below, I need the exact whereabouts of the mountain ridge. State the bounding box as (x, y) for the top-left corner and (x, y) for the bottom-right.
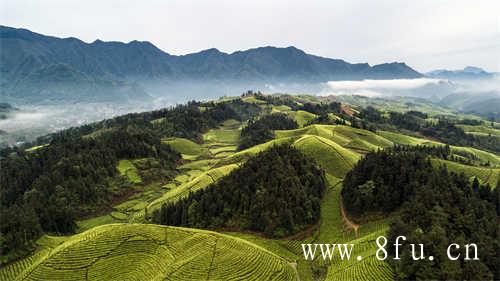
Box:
(1, 25), (422, 103)
(426, 66), (496, 80)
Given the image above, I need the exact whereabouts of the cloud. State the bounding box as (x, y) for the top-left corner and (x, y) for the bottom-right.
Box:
(319, 78), (449, 97)
(326, 78), (443, 90)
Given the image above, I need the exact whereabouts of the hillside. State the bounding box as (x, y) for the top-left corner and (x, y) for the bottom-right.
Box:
(1, 93), (498, 280)
(0, 224), (296, 281)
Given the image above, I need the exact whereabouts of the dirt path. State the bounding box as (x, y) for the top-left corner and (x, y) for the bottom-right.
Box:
(339, 195), (359, 237)
(288, 262), (300, 281)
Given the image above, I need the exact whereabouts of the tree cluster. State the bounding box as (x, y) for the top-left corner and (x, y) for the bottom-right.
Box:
(238, 113), (298, 150)
(298, 102), (342, 116)
(0, 99), (263, 263)
(0, 126), (179, 263)
(306, 114), (347, 126)
(342, 149), (499, 280)
(11, 99), (261, 152)
(420, 120), (500, 154)
(153, 145), (326, 237)
(252, 92), (301, 110)
(357, 106), (500, 154)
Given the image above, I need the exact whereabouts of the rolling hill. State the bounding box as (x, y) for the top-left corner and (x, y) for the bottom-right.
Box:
(0, 224), (296, 281)
(1, 93), (498, 280)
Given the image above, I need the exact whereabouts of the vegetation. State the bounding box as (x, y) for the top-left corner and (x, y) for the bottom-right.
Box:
(0, 224), (296, 281)
(342, 150), (499, 280)
(421, 119), (500, 153)
(359, 106), (500, 154)
(2, 93), (499, 280)
(292, 135), (359, 178)
(0, 126), (179, 262)
(153, 145), (326, 237)
(117, 159), (142, 184)
(238, 113), (298, 150)
(162, 137), (203, 156)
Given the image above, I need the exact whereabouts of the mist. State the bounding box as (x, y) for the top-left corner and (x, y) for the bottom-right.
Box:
(319, 78), (455, 98)
(0, 102), (168, 146)
(1, 77), (498, 147)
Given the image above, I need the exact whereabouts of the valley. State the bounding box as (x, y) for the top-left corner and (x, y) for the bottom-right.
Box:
(1, 93), (498, 280)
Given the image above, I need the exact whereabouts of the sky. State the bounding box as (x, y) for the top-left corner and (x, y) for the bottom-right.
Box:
(1, 0), (499, 72)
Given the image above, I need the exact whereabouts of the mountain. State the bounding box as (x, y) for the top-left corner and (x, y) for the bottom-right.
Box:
(426, 66), (495, 80)
(439, 91), (500, 121)
(0, 25), (422, 104)
(0, 102), (17, 120)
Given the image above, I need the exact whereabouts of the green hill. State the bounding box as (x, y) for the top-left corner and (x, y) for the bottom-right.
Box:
(277, 124), (393, 153)
(162, 137), (204, 157)
(431, 158), (499, 186)
(293, 135), (360, 178)
(0, 224), (296, 281)
(287, 110), (317, 127)
(145, 164), (239, 218)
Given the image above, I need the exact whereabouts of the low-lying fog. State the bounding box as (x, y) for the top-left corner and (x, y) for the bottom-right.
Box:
(1, 77), (498, 147)
(318, 77), (499, 98)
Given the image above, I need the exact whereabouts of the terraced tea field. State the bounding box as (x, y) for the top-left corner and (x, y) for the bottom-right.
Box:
(431, 159), (500, 186)
(0, 224), (296, 281)
(287, 110), (318, 127)
(293, 135), (360, 178)
(163, 137), (205, 159)
(145, 164), (239, 216)
(457, 124), (500, 137)
(117, 159), (142, 184)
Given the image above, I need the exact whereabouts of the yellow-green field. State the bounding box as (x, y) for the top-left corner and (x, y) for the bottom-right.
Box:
(117, 160), (142, 184)
(431, 158), (499, 186)
(0, 224), (296, 281)
(286, 110), (317, 127)
(162, 137), (204, 156)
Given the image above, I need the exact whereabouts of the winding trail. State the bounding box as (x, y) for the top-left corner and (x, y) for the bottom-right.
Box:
(288, 262), (300, 281)
(339, 195), (359, 237)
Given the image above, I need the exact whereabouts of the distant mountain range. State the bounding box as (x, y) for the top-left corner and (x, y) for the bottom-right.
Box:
(0, 102), (17, 120)
(426, 66), (496, 80)
(1, 25), (423, 104)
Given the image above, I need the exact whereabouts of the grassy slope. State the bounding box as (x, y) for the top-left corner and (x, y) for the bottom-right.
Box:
(431, 158), (499, 186)
(378, 130), (440, 146)
(162, 137), (203, 156)
(457, 124), (500, 137)
(293, 135), (360, 178)
(144, 164), (239, 218)
(117, 160), (142, 184)
(450, 146), (500, 167)
(0, 224), (295, 281)
(380, 130), (500, 167)
(287, 110), (318, 127)
(277, 125), (393, 152)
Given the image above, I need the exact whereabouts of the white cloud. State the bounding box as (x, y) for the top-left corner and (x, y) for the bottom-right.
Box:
(325, 78), (443, 91)
(319, 78), (452, 97)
